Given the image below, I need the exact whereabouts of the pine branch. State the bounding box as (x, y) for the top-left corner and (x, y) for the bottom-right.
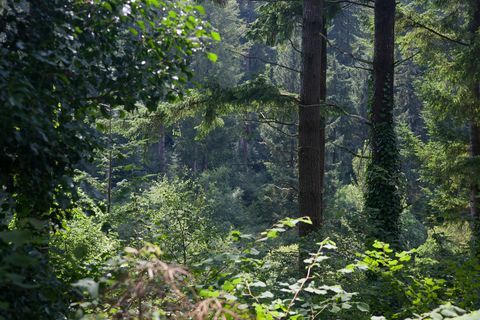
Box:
(405, 16), (469, 47)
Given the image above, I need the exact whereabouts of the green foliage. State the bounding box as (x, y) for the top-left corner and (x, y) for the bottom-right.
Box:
(191, 0), (246, 87)
(2, 0), (480, 317)
(160, 75), (297, 139)
(343, 241), (450, 319)
(0, 1), (216, 317)
(0, 0), (215, 224)
(247, 0), (302, 46)
(365, 123), (403, 247)
(73, 218), (372, 319)
(107, 177), (220, 265)
(407, 304), (478, 320)
(50, 208), (119, 284)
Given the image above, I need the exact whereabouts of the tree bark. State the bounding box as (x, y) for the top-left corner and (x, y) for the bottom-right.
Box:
(365, 0), (401, 246)
(298, 0), (325, 236)
(372, 0), (395, 126)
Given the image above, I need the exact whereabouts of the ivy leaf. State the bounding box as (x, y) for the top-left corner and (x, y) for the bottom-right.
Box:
(199, 289), (220, 298)
(357, 302), (370, 312)
(207, 52), (218, 62)
(258, 291), (274, 299)
(194, 5), (205, 14)
(211, 31), (221, 41)
(251, 281), (267, 287)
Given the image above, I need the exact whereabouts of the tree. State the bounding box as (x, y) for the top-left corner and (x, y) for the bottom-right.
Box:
(298, 0), (327, 236)
(364, 0), (402, 246)
(399, 0), (480, 253)
(0, 1), (215, 317)
(246, 0), (332, 236)
(0, 0), (215, 228)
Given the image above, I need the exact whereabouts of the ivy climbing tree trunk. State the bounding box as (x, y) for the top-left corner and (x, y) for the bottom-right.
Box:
(298, 0), (325, 236)
(469, 0), (480, 255)
(365, 0), (401, 246)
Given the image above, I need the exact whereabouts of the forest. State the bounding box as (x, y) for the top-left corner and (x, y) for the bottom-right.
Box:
(1, 0), (480, 319)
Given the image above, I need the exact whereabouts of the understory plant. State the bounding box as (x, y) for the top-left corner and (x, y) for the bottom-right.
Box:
(72, 219), (480, 320)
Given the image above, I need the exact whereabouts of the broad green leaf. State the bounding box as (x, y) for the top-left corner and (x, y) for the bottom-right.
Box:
(207, 52), (218, 62)
(357, 302), (370, 312)
(211, 31), (221, 41)
(258, 291), (274, 299)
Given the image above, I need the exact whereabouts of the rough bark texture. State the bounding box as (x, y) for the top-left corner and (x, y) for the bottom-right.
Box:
(365, 0), (401, 246)
(298, 0), (325, 236)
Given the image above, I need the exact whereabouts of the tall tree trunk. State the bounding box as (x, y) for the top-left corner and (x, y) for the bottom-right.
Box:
(239, 117), (251, 165)
(203, 145), (209, 171)
(469, 0), (480, 254)
(365, 0), (401, 246)
(298, 0), (325, 236)
(193, 144), (198, 174)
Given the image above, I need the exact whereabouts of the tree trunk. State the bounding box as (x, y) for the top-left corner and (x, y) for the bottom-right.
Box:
(365, 0), (401, 246)
(298, 0), (325, 236)
(238, 118), (251, 165)
(193, 144), (198, 174)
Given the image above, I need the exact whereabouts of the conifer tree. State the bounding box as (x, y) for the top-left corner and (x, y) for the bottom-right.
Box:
(364, 0), (402, 245)
(298, 0), (326, 236)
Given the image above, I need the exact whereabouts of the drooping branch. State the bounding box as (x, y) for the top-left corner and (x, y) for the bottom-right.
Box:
(295, 98), (371, 125)
(394, 51), (420, 67)
(288, 37), (303, 54)
(405, 16), (469, 47)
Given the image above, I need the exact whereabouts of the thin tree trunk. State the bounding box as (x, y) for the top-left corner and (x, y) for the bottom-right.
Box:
(203, 145), (209, 171)
(193, 144), (198, 174)
(298, 0), (325, 236)
(238, 119), (250, 165)
(243, 121), (251, 164)
(365, 0), (401, 246)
